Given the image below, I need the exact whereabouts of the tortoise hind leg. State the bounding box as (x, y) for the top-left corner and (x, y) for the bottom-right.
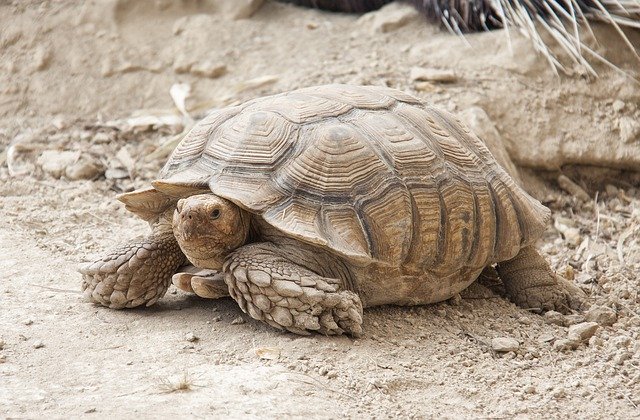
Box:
(496, 246), (586, 314)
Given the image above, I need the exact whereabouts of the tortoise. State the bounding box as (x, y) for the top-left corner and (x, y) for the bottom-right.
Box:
(80, 84), (584, 336)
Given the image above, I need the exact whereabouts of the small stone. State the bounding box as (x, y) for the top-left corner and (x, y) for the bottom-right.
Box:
(410, 67), (457, 84)
(33, 45), (53, 71)
(563, 314), (586, 326)
(568, 322), (599, 342)
(38, 150), (81, 179)
(33, 340), (44, 349)
(185, 332), (198, 342)
(543, 310), (565, 326)
(553, 338), (578, 351)
(65, 157), (104, 180)
(190, 62), (227, 79)
(24, 319), (33, 326)
(212, 316), (222, 322)
(358, 3), (419, 33)
(612, 100), (625, 112)
(85, 408), (97, 414)
(613, 351), (632, 365)
(586, 306), (617, 326)
(0, 339), (4, 350)
(219, 0), (265, 20)
(0, 355), (5, 363)
(231, 316), (245, 325)
(604, 184), (618, 197)
(491, 337), (519, 352)
(619, 116), (640, 143)
(524, 385), (536, 394)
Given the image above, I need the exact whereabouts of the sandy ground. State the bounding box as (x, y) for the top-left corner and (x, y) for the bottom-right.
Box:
(1, 1), (639, 418)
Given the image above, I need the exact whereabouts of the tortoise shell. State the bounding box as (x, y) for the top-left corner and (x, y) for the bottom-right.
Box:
(124, 84), (550, 273)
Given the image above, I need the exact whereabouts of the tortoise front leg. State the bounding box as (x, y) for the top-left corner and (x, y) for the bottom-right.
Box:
(80, 216), (185, 309)
(223, 243), (363, 337)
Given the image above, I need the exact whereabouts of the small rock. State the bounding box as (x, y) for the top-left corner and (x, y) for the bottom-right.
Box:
(619, 116), (640, 143)
(33, 340), (45, 349)
(604, 184), (618, 197)
(104, 167), (129, 180)
(410, 67), (457, 84)
(612, 100), (625, 112)
(212, 316), (222, 322)
(190, 62), (227, 79)
(185, 332), (198, 342)
(38, 150), (81, 179)
(563, 314), (586, 326)
(557, 175), (591, 202)
(0, 339), (5, 350)
(231, 316), (245, 325)
(613, 351), (632, 365)
(219, 0), (265, 20)
(553, 338), (578, 351)
(567, 322), (599, 342)
(85, 408), (97, 414)
(491, 337), (519, 352)
(359, 3), (420, 33)
(65, 157), (104, 180)
(0, 354), (5, 363)
(543, 310), (565, 326)
(33, 45), (53, 71)
(524, 385), (536, 394)
(586, 306), (617, 326)
(24, 319), (33, 326)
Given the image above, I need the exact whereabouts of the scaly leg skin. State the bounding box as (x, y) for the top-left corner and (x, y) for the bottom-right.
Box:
(497, 246), (586, 314)
(223, 243), (363, 337)
(79, 218), (185, 309)
(172, 267), (230, 299)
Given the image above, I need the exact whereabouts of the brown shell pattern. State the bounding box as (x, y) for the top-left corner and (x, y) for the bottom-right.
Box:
(159, 84), (550, 271)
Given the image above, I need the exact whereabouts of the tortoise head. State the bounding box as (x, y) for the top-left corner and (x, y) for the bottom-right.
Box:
(172, 194), (251, 270)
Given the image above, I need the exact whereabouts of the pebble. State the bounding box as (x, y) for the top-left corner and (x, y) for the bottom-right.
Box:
(567, 322), (599, 342)
(221, 0), (265, 20)
(212, 316), (222, 322)
(190, 62), (227, 79)
(65, 157), (104, 180)
(491, 337), (519, 352)
(24, 318), (33, 326)
(33, 340), (45, 349)
(0, 339), (4, 350)
(33, 45), (53, 71)
(612, 100), (625, 112)
(563, 314), (586, 326)
(231, 316), (245, 325)
(586, 306), (618, 326)
(359, 3), (419, 33)
(553, 338), (578, 351)
(613, 351), (632, 365)
(410, 66), (457, 84)
(185, 332), (198, 342)
(0, 355), (5, 363)
(37, 150), (81, 178)
(543, 311), (565, 326)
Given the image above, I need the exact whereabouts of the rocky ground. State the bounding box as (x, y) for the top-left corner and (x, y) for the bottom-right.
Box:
(1, 0), (639, 418)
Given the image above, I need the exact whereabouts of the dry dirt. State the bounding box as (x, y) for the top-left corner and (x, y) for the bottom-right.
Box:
(1, 1), (639, 418)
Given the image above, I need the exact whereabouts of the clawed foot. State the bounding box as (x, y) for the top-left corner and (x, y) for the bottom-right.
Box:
(172, 266), (230, 299)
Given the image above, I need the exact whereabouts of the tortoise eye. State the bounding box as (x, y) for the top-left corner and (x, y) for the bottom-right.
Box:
(211, 209), (221, 219)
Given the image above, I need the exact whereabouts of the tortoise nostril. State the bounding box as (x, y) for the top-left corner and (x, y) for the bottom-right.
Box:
(188, 215), (192, 220)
